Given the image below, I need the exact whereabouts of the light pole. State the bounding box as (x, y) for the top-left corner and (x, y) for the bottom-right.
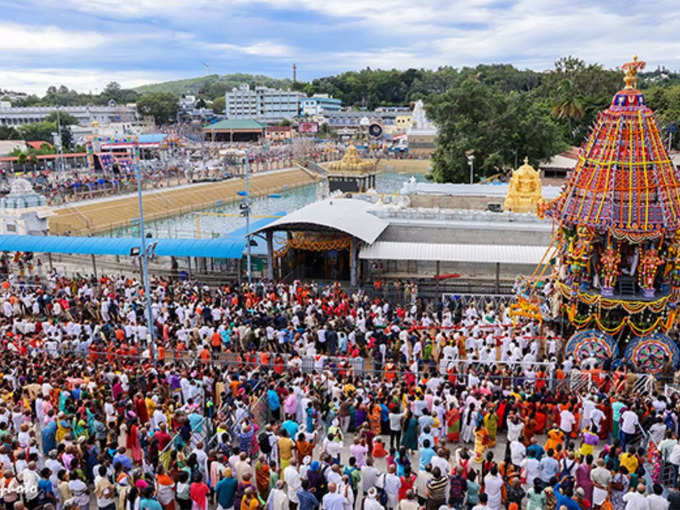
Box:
(467, 154), (475, 184)
(133, 142), (157, 365)
(244, 152), (252, 284)
(53, 105), (63, 174)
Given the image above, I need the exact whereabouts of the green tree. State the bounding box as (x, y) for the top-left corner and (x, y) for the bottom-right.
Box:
(550, 79), (584, 139)
(60, 125), (74, 150)
(426, 79), (564, 183)
(136, 92), (179, 125)
(17, 121), (57, 143)
(0, 126), (20, 140)
(44, 111), (78, 125)
(212, 96), (225, 114)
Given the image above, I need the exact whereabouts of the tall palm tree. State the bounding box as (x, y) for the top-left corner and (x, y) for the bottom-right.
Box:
(551, 79), (585, 139)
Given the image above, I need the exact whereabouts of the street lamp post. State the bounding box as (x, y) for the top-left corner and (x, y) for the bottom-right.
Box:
(467, 154), (475, 184)
(134, 146), (157, 365)
(244, 152), (252, 284)
(52, 105), (64, 174)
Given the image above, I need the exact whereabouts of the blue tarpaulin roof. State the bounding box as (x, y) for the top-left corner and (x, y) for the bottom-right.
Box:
(0, 213), (288, 259)
(154, 238), (245, 258)
(221, 213), (286, 240)
(220, 213), (286, 255)
(137, 134), (167, 144)
(0, 235), (245, 259)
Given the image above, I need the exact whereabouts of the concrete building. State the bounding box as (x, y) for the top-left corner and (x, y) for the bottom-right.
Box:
(0, 104), (138, 127)
(0, 178), (52, 235)
(0, 140), (28, 157)
(394, 114), (412, 133)
(301, 94), (342, 116)
(253, 196), (551, 289)
(225, 84), (305, 122)
(321, 110), (410, 134)
(203, 119), (266, 142)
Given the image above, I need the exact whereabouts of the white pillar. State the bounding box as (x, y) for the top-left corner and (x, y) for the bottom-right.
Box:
(350, 237), (358, 288)
(266, 231), (274, 280)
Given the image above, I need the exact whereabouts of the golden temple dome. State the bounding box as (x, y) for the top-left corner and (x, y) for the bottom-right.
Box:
(328, 146), (375, 174)
(503, 157), (543, 214)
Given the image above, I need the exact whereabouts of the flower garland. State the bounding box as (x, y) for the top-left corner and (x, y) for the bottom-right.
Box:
(557, 281), (670, 313)
(564, 308), (677, 335)
(275, 232), (352, 258)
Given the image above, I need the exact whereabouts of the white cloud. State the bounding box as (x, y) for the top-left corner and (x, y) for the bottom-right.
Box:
(201, 41), (294, 58)
(0, 68), (179, 95)
(0, 23), (108, 52)
(5, 0), (680, 94)
(41, 0), (215, 17)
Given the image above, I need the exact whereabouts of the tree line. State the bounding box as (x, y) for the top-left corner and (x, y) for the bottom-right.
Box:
(308, 57), (680, 182)
(4, 58), (680, 182)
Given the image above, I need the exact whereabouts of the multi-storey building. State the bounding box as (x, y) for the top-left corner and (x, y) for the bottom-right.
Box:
(301, 94), (342, 116)
(225, 85), (305, 122)
(0, 104), (138, 127)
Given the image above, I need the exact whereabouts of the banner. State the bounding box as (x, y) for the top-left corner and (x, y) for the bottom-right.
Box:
(298, 122), (318, 133)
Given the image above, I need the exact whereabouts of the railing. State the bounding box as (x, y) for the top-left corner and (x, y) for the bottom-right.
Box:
(50, 173), (315, 237)
(441, 293), (516, 313)
(665, 383), (680, 400)
(569, 371), (592, 394)
(631, 373), (656, 396)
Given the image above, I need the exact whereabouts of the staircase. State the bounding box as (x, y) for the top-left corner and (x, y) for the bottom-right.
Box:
(619, 275), (636, 296)
(296, 159), (328, 177)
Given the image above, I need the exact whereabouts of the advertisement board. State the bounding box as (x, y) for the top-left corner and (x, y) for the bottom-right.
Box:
(298, 122), (319, 133)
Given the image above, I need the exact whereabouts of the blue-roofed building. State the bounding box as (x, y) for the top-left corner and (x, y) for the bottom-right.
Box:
(302, 95), (342, 116)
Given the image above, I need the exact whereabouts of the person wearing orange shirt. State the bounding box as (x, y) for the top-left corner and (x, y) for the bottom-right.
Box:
(545, 427), (565, 452)
(199, 346), (211, 363)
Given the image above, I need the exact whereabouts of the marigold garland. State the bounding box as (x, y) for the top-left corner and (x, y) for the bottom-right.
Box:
(275, 232), (352, 258)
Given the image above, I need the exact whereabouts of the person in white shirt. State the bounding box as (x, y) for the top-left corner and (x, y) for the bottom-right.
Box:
(646, 483), (669, 510)
(383, 465), (401, 510)
(559, 408), (576, 435)
(620, 408), (641, 449)
(509, 439), (526, 467)
(520, 451), (540, 487)
(483, 466), (503, 510)
(364, 488), (384, 510)
(322, 482), (349, 510)
(622, 484), (650, 510)
(506, 414), (524, 443)
(283, 460), (301, 507)
(267, 481), (289, 510)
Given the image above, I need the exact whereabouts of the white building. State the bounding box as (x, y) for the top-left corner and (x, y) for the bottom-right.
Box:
(0, 104), (138, 127)
(0, 179), (53, 235)
(301, 94), (342, 116)
(226, 85), (305, 122)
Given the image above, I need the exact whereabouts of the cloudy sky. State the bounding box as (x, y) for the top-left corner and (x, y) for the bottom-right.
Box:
(2, 0), (680, 95)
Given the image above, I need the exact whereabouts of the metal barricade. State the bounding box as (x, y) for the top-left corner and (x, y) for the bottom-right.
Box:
(631, 374), (655, 396)
(665, 383), (680, 400)
(349, 357), (365, 376)
(569, 370), (592, 393)
(441, 293), (515, 314)
(301, 356), (315, 373)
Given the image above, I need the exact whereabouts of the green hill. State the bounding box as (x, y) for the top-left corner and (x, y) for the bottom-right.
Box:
(134, 73), (296, 99)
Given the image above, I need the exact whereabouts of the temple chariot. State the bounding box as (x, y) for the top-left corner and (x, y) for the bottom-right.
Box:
(528, 57), (680, 373)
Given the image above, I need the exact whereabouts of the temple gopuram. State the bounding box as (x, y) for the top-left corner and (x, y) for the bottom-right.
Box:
(541, 57), (680, 372)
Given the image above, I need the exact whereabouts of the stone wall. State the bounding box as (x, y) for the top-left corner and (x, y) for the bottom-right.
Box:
(379, 223), (551, 246)
(408, 194), (502, 210)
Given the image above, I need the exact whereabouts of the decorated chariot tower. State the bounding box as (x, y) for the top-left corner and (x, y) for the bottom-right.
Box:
(547, 57), (680, 372)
